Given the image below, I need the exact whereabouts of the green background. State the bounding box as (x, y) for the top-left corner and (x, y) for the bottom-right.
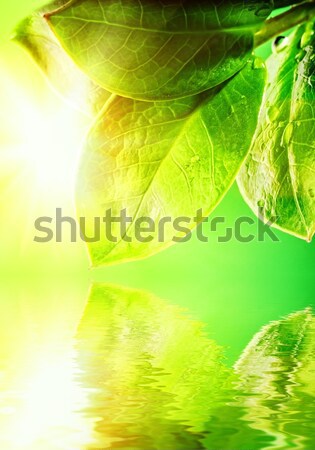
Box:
(0, 0), (314, 366)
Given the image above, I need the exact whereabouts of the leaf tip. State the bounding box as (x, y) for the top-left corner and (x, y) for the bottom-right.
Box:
(306, 230), (314, 243)
(11, 16), (30, 43)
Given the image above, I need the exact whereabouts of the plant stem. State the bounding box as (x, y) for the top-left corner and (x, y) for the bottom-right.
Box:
(255, 1), (315, 47)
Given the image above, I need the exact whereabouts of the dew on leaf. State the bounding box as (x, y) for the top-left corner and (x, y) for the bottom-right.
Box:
(252, 57), (265, 70)
(300, 28), (315, 49)
(190, 155), (200, 164)
(272, 36), (289, 54)
(267, 105), (280, 122)
(280, 122), (294, 147)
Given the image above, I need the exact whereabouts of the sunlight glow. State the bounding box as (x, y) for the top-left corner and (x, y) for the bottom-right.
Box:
(0, 61), (90, 199)
(0, 351), (96, 450)
(0, 51), (91, 262)
(19, 106), (85, 191)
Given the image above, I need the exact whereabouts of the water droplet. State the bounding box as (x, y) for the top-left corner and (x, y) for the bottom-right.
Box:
(190, 155), (200, 163)
(272, 36), (288, 54)
(252, 57), (265, 70)
(301, 29), (315, 49)
(267, 105), (279, 122)
(309, 188), (315, 198)
(274, 145), (281, 153)
(257, 200), (265, 208)
(280, 122), (294, 146)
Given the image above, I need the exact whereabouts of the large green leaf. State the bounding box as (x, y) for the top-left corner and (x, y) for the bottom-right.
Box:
(76, 57), (265, 266)
(234, 309), (315, 449)
(14, 0), (110, 116)
(238, 23), (315, 242)
(44, 0), (272, 101)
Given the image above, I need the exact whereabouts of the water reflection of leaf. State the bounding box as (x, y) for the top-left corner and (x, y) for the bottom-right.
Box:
(235, 309), (315, 450)
(74, 284), (240, 449)
(1, 282), (314, 450)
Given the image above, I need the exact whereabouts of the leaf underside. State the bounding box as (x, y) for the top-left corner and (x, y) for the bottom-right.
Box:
(15, 0), (315, 256)
(238, 23), (315, 242)
(77, 58), (265, 266)
(45, 0), (272, 101)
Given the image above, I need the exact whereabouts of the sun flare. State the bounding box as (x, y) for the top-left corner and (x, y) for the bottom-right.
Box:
(18, 105), (85, 191)
(0, 59), (90, 202)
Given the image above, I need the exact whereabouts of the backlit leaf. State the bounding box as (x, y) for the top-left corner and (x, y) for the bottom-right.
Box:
(44, 0), (272, 101)
(14, 0), (111, 116)
(238, 23), (315, 241)
(76, 57), (265, 266)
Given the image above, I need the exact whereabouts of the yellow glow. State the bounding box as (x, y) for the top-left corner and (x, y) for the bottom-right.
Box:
(0, 46), (90, 271)
(17, 105), (85, 191)
(0, 352), (97, 450)
(0, 52), (90, 201)
(0, 281), (95, 450)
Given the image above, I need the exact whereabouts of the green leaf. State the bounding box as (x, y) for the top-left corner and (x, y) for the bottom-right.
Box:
(76, 57), (266, 266)
(44, 0), (272, 101)
(75, 283), (235, 446)
(234, 309), (315, 449)
(238, 23), (315, 241)
(14, 0), (111, 117)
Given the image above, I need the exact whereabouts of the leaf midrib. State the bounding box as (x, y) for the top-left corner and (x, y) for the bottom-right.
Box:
(47, 14), (259, 35)
(100, 101), (204, 260)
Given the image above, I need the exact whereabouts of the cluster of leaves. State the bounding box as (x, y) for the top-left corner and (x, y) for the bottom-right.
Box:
(15, 0), (315, 265)
(76, 283), (315, 449)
